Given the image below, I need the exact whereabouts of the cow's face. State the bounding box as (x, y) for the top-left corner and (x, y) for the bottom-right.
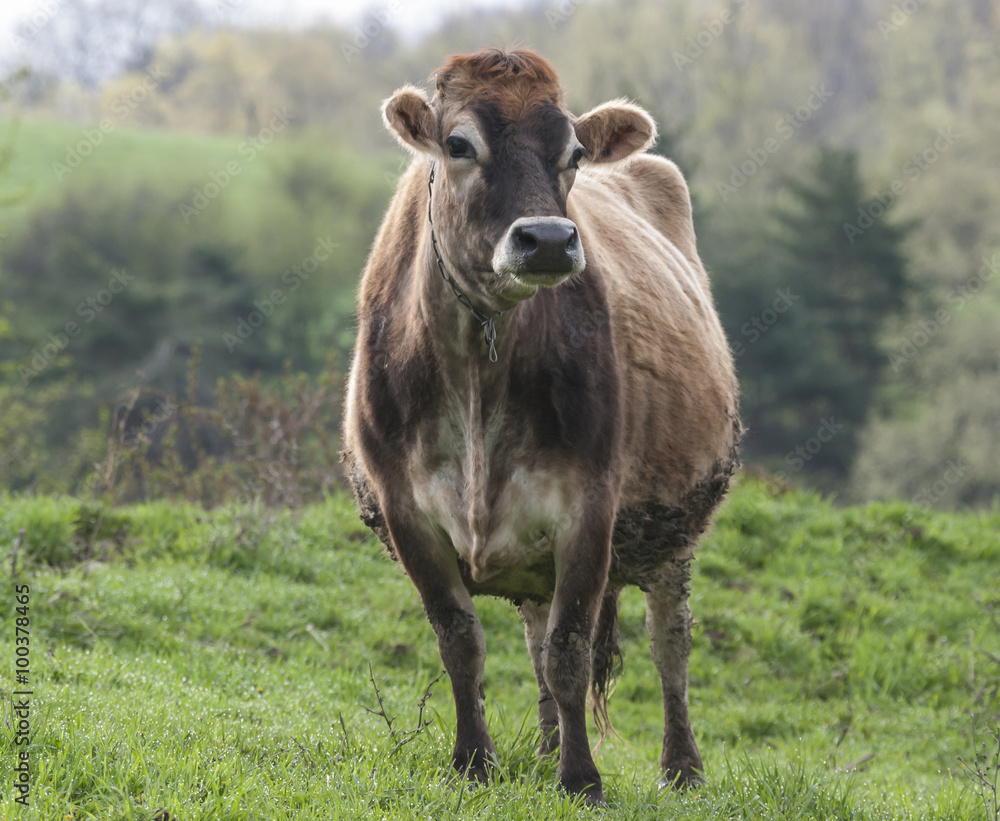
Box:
(382, 50), (657, 309)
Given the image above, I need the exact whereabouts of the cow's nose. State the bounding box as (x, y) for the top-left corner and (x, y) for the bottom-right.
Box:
(493, 216), (586, 285)
(506, 217), (582, 275)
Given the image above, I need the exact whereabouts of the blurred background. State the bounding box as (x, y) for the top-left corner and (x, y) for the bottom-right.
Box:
(0, 0), (997, 509)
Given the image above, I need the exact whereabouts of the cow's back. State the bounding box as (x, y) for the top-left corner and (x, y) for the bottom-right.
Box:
(569, 155), (739, 517)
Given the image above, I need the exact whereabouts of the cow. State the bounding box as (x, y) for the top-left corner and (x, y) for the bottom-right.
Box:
(342, 48), (741, 806)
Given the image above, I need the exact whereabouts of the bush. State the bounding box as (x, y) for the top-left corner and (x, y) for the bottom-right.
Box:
(89, 347), (344, 507)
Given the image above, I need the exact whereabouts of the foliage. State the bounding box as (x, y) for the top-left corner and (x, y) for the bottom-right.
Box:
(85, 346), (344, 508)
(709, 146), (914, 486)
(0, 129), (381, 383)
(1, 478), (997, 818)
(4, 0), (207, 90)
(959, 716), (1000, 821)
(0, 120), (392, 492)
(852, 292), (1000, 508)
(1, 0), (999, 504)
(0, 377), (102, 495)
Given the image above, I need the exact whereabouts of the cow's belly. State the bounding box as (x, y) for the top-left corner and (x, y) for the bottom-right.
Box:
(411, 461), (576, 590)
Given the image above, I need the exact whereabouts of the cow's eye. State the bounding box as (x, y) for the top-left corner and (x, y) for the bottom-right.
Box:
(569, 146), (587, 169)
(446, 136), (475, 160)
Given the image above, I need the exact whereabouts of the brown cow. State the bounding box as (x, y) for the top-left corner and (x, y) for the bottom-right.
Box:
(342, 48), (740, 805)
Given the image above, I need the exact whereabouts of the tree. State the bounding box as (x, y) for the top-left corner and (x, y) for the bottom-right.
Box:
(5, 0), (205, 89)
(852, 280), (1000, 509)
(721, 146), (914, 485)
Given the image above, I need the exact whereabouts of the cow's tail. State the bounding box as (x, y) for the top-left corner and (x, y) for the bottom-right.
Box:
(591, 587), (623, 749)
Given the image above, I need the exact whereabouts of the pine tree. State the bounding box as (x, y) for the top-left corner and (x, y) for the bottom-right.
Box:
(736, 146), (914, 485)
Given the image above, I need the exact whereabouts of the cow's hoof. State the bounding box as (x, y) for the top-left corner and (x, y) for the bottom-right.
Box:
(453, 746), (498, 785)
(659, 761), (704, 790)
(560, 770), (605, 807)
(581, 782), (606, 807)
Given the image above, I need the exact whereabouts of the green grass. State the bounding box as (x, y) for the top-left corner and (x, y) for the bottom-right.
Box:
(1, 479), (998, 819)
(2, 117), (261, 229)
(0, 116), (397, 241)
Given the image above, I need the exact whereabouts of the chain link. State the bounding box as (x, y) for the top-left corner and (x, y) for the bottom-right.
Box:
(427, 164), (502, 363)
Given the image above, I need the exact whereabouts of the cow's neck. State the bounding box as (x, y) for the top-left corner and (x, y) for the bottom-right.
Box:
(417, 223), (515, 397)
(428, 237), (503, 364)
(422, 164), (504, 364)
(416, 235), (519, 540)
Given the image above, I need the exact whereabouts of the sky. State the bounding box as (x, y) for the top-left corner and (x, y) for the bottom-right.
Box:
(0, 0), (539, 44)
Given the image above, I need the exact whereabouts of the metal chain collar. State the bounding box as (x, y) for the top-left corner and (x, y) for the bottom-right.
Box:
(427, 164), (502, 363)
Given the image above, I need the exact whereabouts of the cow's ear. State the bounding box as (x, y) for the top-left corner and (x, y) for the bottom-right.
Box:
(382, 85), (438, 155)
(574, 100), (657, 163)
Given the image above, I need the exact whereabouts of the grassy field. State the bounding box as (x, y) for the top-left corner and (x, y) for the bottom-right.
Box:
(1, 478), (998, 819)
(2, 117), (273, 230)
(0, 115), (397, 233)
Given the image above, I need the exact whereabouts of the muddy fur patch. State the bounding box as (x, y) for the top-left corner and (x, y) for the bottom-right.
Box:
(344, 418), (742, 594)
(342, 452), (395, 559)
(609, 434), (741, 590)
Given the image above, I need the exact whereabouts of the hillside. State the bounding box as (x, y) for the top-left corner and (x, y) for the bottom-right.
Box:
(1, 478), (997, 819)
(2, 0), (999, 500)
(0, 117), (396, 494)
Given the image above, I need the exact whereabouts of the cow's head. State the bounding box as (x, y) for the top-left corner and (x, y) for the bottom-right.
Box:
(382, 48), (657, 310)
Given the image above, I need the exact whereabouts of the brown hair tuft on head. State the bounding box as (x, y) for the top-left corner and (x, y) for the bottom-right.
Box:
(432, 48), (563, 111)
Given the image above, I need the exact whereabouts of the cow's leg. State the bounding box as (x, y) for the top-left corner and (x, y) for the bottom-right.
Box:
(545, 514), (613, 805)
(385, 515), (497, 783)
(424, 587), (497, 782)
(645, 556), (704, 787)
(519, 600), (560, 755)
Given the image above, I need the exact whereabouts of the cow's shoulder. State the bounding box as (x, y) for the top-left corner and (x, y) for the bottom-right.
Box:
(612, 154), (698, 264)
(349, 159), (441, 447)
(357, 159), (429, 311)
